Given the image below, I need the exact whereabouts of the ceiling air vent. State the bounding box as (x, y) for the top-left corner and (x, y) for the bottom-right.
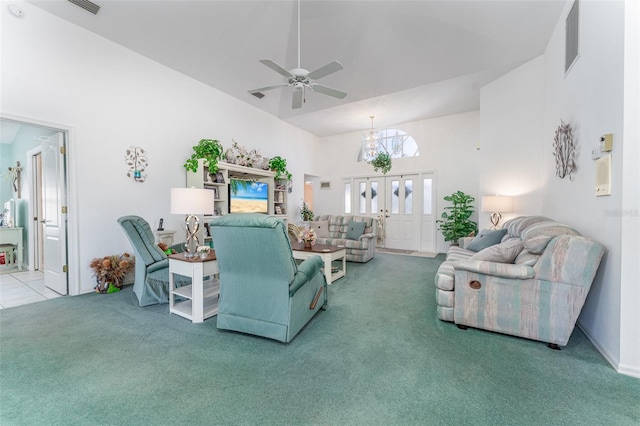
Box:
(68, 0), (100, 15)
(251, 92), (265, 99)
(565, 0), (579, 74)
(320, 181), (331, 190)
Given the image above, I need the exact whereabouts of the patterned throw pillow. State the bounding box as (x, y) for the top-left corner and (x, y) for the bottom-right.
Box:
(470, 239), (524, 263)
(346, 221), (366, 240)
(309, 221), (329, 238)
(466, 229), (508, 252)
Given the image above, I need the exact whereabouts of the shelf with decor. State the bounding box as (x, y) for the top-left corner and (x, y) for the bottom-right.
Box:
(185, 160), (288, 243)
(273, 179), (288, 217)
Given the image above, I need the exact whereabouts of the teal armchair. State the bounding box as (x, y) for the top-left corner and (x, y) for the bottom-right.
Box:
(118, 215), (190, 307)
(210, 214), (328, 342)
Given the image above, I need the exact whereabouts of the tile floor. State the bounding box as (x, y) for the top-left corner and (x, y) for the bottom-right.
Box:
(0, 268), (63, 309)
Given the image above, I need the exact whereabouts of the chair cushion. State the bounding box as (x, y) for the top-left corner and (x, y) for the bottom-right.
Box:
(346, 221), (366, 240)
(309, 220), (330, 238)
(466, 229), (507, 252)
(470, 239), (524, 263)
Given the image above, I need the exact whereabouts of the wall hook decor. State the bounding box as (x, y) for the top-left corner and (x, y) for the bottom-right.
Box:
(7, 161), (23, 198)
(553, 120), (576, 181)
(125, 146), (148, 182)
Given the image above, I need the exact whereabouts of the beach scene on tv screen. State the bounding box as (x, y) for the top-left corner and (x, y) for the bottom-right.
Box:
(230, 181), (269, 213)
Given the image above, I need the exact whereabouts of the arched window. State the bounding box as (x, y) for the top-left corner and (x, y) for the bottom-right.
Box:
(358, 129), (419, 162)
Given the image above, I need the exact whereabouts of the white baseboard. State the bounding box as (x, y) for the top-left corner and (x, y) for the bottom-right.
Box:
(577, 322), (640, 379)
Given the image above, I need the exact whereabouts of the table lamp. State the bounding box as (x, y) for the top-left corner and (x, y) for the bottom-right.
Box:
(170, 188), (214, 257)
(481, 195), (513, 229)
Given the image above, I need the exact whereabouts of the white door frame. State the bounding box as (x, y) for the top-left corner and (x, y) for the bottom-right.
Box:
(1, 113), (80, 296)
(26, 146), (42, 271)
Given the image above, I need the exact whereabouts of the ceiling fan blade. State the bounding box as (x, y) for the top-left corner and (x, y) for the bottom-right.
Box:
(292, 88), (303, 109)
(259, 59), (294, 78)
(307, 60), (344, 80)
(248, 83), (289, 94)
(312, 84), (347, 99)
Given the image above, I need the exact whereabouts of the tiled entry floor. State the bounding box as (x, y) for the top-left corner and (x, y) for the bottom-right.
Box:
(0, 269), (63, 309)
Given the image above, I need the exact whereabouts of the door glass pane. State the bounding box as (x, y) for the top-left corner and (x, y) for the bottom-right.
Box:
(359, 182), (366, 214)
(344, 182), (351, 214)
(423, 178), (432, 215)
(391, 180), (399, 214)
(405, 180), (413, 215)
(370, 181), (378, 215)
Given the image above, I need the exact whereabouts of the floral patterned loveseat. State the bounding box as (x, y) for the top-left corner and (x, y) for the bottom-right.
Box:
(308, 215), (378, 263)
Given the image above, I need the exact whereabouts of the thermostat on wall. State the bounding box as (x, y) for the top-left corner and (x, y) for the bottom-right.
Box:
(595, 153), (611, 196)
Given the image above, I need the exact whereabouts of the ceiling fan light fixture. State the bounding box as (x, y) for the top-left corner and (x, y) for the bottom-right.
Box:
(247, 0), (346, 109)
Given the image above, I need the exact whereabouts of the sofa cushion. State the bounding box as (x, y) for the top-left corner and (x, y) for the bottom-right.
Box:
(466, 229), (507, 252)
(346, 221), (366, 240)
(522, 222), (581, 254)
(470, 239), (523, 263)
(309, 220), (329, 238)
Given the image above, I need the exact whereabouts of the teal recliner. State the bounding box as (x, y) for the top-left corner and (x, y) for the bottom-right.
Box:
(118, 215), (190, 307)
(211, 214), (328, 342)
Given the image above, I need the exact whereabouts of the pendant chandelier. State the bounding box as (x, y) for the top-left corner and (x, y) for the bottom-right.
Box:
(362, 115), (379, 162)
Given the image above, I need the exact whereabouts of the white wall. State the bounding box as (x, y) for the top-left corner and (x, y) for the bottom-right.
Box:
(1, 3), (320, 295)
(619, 0), (640, 378)
(317, 111), (480, 253)
(479, 56), (545, 229)
(541, 0), (632, 374)
(476, 1), (638, 376)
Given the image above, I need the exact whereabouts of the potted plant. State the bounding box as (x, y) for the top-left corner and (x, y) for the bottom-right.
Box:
(371, 152), (392, 174)
(183, 139), (225, 173)
(90, 253), (135, 293)
(436, 191), (478, 244)
(300, 201), (314, 221)
(268, 156), (292, 181)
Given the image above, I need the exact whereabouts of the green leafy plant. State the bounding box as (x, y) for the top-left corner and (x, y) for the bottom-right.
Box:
(371, 152), (392, 174)
(300, 201), (314, 221)
(183, 139), (224, 173)
(268, 156), (292, 181)
(436, 191), (478, 243)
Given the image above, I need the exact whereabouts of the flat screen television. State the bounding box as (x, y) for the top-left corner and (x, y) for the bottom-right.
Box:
(229, 179), (269, 214)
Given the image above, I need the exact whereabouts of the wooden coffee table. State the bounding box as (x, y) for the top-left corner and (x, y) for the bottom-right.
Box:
(291, 242), (346, 284)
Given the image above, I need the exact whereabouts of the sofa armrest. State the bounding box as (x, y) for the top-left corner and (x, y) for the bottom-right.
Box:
(147, 258), (169, 273)
(453, 260), (535, 280)
(358, 232), (376, 241)
(290, 256), (324, 297)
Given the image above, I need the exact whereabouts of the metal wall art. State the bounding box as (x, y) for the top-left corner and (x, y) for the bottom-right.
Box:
(553, 120), (576, 181)
(125, 146), (148, 182)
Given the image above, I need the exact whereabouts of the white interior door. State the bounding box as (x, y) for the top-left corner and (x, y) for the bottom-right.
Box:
(42, 132), (68, 295)
(384, 174), (420, 250)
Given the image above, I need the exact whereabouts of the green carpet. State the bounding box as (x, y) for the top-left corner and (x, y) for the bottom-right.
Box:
(1, 253), (638, 425)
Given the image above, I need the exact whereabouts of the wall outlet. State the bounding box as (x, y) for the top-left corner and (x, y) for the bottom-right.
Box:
(591, 146), (602, 160)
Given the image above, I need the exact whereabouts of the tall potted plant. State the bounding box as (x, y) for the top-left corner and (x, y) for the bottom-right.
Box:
(436, 191), (477, 244)
(183, 139), (224, 173)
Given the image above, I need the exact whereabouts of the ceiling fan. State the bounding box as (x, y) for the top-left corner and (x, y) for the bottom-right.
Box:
(248, 0), (347, 109)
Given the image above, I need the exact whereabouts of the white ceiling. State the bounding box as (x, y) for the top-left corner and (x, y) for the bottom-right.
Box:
(25, 0), (566, 137)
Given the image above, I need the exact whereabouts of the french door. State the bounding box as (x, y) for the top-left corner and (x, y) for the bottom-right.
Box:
(352, 173), (435, 252)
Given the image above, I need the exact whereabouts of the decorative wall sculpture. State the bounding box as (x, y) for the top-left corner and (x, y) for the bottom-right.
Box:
(553, 120), (576, 181)
(125, 146), (147, 182)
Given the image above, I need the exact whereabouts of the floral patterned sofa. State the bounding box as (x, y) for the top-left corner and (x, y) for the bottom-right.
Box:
(308, 215), (378, 263)
(435, 216), (606, 347)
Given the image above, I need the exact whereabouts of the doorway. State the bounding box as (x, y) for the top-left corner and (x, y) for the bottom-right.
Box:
(0, 118), (69, 295)
(352, 172), (436, 252)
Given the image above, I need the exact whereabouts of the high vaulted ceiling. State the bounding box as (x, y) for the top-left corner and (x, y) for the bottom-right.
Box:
(25, 0), (566, 137)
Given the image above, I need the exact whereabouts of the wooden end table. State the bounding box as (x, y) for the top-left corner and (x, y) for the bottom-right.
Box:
(168, 251), (219, 323)
(291, 242), (346, 284)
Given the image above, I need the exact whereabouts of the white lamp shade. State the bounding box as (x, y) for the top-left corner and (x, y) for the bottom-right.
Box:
(170, 188), (215, 215)
(482, 195), (513, 213)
